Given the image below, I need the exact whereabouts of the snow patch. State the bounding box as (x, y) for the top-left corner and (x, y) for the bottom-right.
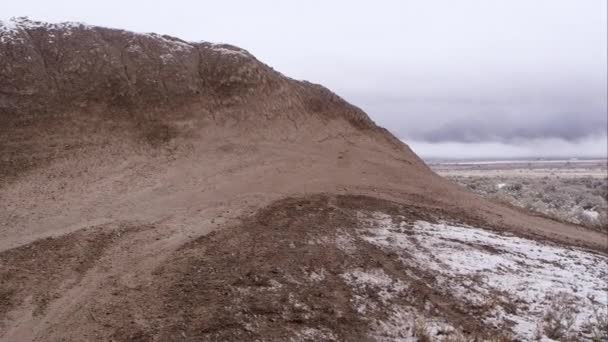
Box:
(143, 33), (193, 52)
(361, 215), (608, 341)
(0, 17), (91, 44)
(3, 17), (91, 32)
(0, 18), (18, 31)
(308, 268), (326, 282)
(341, 268), (408, 311)
(0, 18), (22, 43)
(291, 327), (337, 341)
(335, 230), (357, 253)
(0, 17), (251, 59)
(210, 46), (248, 57)
(583, 209), (600, 221)
(126, 44), (143, 54)
(199, 42), (250, 57)
(160, 53), (175, 64)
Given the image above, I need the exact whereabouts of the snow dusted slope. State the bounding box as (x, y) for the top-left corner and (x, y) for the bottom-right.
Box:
(0, 17), (246, 54)
(359, 213), (608, 341)
(2, 194), (604, 340)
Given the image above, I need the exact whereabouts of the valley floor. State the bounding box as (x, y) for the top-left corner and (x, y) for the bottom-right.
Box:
(431, 159), (608, 230)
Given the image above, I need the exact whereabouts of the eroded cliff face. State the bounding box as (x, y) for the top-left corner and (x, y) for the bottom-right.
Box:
(0, 17), (376, 127)
(1, 17), (417, 184)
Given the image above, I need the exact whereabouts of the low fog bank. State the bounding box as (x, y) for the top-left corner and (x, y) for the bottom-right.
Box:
(406, 135), (607, 160)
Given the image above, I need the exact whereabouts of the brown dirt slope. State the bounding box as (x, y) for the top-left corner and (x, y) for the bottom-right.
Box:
(0, 195), (517, 341)
(0, 17), (606, 341)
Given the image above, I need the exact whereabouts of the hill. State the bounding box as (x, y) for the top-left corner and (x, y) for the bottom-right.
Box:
(0, 18), (606, 341)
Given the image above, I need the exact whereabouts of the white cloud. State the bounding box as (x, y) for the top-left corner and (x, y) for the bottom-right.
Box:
(406, 135), (607, 159)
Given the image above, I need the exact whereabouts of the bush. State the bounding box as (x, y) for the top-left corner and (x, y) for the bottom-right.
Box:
(585, 307), (608, 342)
(539, 292), (578, 340)
(507, 183), (523, 191)
(413, 317), (432, 342)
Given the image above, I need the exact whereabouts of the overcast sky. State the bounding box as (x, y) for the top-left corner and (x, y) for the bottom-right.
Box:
(2, 0), (607, 159)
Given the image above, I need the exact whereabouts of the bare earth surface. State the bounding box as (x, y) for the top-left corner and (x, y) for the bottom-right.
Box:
(1, 18), (606, 341)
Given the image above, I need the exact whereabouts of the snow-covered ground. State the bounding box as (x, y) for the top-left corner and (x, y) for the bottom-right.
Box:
(352, 213), (608, 341)
(1, 17), (251, 58)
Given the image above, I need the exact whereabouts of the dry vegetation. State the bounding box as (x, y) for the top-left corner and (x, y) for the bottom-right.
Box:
(536, 292), (608, 342)
(447, 175), (608, 231)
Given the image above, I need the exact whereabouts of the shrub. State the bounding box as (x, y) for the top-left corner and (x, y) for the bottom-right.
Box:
(413, 317), (432, 342)
(584, 306), (608, 342)
(539, 292), (578, 340)
(507, 183), (523, 191)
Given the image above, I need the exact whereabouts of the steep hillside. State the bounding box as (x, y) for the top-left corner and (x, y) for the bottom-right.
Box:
(0, 18), (606, 341)
(0, 17), (408, 181)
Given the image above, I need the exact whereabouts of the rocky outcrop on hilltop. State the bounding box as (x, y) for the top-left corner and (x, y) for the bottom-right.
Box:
(0, 17), (374, 128)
